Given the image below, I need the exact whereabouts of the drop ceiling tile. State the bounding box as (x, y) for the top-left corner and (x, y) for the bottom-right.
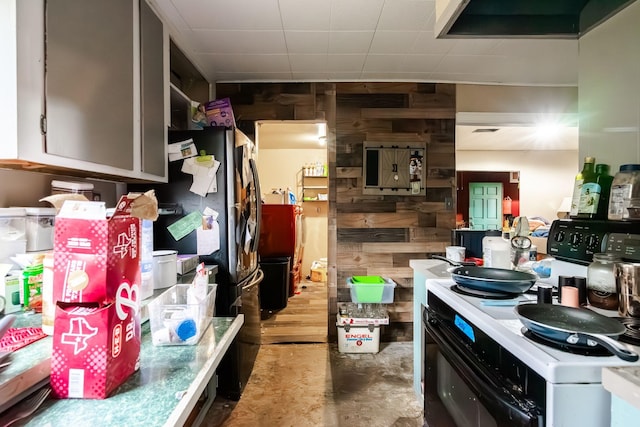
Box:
(429, 72), (505, 84)
(369, 31), (420, 54)
(285, 31), (329, 54)
(196, 53), (291, 73)
(327, 54), (367, 71)
(411, 31), (455, 54)
(360, 71), (433, 80)
(362, 54), (408, 73)
(328, 31), (375, 54)
(401, 54), (444, 72)
(189, 30), (287, 54)
(447, 39), (501, 55)
(214, 71), (295, 82)
(378, 0), (434, 31)
(289, 54), (328, 72)
(154, 0), (190, 31)
(171, 0), (282, 30)
(279, 0), (331, 30)
(330, 0), (384, 31)
(436, 54), (512, 75)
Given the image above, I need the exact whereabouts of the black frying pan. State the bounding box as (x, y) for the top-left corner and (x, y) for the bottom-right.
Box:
(515, 303), (639, 362)
(432, 255), (537, 294)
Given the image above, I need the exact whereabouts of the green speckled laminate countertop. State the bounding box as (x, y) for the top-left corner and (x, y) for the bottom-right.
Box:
(0, 314), (243, 427)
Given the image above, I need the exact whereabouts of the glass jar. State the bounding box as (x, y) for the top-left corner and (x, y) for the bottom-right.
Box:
(608, 164), (640, 220)
(587, 253), (621, 310)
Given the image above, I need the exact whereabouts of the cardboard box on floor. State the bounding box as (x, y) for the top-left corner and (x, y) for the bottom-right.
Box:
(47, 191), (158, 399)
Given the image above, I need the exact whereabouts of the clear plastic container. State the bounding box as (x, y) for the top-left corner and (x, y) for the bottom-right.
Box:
(24, 207), (56, 251)
(51, 180), (94, 200)
(608, 164), (640, 220)
(0, 208), (27, 264)
(482, 236), (511, 269)
(148, 284), (217, 346)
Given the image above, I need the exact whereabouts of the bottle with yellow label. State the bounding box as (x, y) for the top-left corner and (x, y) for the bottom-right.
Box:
(569, 156), (596, 217)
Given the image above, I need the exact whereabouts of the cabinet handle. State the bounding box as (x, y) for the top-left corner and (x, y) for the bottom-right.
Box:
(392, 163), (398, 172)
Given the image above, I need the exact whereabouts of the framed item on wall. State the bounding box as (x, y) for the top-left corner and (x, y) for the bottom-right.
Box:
(510, 171), (520, 183)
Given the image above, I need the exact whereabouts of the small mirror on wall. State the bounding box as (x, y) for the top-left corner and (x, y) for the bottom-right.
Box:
(363, 141), (426, 196)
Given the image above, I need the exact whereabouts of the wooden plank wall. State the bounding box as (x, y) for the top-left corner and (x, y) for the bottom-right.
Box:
(216, 82), (456, 342)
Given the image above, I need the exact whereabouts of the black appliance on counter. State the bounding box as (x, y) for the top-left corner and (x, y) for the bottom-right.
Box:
(450, 228), (501, 259)
(130, 126), (263, 400)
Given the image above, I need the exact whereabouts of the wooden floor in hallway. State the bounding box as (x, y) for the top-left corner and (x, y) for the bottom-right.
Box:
(260, 277), (328, 344)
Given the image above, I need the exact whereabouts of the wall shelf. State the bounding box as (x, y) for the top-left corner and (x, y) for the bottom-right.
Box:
(301, 172), (328, 202)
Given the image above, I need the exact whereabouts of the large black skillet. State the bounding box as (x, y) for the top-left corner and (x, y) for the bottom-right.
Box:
(515, 303), (639, 362)
(431, 255), (537, 294)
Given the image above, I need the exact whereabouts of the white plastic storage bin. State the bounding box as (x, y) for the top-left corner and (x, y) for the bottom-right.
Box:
(24, 207), (56, 251)
(347, 276), (396, 303)
(336, 314), (382, 353)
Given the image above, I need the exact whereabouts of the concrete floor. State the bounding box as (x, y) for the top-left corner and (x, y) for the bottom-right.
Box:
(202, 342), (423, 427)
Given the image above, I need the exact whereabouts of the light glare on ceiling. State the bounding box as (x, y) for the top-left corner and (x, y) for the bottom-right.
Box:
(534, 121), (563, 140)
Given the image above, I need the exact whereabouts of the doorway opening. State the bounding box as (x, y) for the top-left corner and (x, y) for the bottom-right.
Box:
(456, 171), (520, 231)
(255, 120), (329, 344)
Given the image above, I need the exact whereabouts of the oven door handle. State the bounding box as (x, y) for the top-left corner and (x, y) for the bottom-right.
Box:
(426, 315), (543, 427)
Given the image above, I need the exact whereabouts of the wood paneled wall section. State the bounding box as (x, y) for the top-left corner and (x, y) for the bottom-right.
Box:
(216, 82), (456, 342)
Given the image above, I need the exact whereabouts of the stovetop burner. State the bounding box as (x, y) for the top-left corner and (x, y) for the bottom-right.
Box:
(521, 327), (611, 357)
(450, 284), (519, 300)
(615, 317), (640, 345)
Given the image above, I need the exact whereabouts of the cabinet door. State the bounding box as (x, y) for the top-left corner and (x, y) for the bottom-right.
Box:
(140, 0), (166, 177)
(45, 0), (134, 170)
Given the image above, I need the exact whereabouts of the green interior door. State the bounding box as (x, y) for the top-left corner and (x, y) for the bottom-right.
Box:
(469, 182), (503, 230)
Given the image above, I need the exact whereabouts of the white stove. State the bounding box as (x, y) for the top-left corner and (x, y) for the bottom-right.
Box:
(419, 219), (640, 427)
(426, 277), (640, 384)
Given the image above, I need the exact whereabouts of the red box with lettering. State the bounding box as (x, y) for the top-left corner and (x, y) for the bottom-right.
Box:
(50, 301), (140, 399)
(53, 196), (142, 305)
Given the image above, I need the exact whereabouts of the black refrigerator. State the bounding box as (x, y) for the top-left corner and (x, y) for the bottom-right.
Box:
(132, 126), (263, 400)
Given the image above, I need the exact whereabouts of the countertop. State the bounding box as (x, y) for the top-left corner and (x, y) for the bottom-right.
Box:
(0, 313), (243, 427)
(603, 366), (640, 410)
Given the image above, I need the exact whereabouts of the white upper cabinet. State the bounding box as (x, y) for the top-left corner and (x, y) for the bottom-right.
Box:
(0, 0), (168, 182)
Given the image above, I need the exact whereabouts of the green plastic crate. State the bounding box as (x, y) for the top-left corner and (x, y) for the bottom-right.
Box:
(347, 277), (396, 303)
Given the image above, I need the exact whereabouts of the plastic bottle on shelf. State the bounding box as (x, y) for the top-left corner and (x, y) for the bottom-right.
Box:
(569, 156), (596, 217)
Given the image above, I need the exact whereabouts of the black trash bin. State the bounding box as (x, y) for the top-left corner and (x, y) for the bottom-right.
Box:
(259, 257), (291, 310)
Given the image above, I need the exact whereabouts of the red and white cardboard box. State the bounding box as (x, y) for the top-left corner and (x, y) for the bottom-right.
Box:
(50, 301), (141, 399)
(52, 195), (147, 304)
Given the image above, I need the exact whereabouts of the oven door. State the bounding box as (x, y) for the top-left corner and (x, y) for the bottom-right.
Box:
(423, 306), (544, 427)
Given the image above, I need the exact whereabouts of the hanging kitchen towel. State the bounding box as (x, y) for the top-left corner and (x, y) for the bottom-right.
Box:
(0, 327), (47, 353)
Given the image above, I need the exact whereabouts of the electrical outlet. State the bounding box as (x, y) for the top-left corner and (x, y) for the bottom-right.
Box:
(445, 197), (453, 210)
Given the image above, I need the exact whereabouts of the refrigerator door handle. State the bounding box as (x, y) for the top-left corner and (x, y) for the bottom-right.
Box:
(249, 158), (261, 253)
(242, 268), (264, 291)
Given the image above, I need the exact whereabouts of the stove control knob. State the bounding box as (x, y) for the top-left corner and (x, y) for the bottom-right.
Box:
(569, 233), (583, 247)
(585, 234), (600, 251)
(553, 230), (566, 242)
